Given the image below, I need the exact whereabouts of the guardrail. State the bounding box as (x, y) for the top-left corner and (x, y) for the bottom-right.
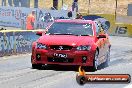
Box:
(0, 30), (42, 57)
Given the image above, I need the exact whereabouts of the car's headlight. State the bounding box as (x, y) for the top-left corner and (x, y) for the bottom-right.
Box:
(76, 45), (91, 51)
(36, 43), (47, 49)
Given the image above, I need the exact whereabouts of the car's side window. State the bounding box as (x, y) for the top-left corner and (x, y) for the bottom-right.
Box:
(95, 22), (101, 36)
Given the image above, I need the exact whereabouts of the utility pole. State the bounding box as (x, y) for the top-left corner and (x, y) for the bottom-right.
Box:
(62, 0), (63, 7)
(87, 0), (91, 15)
(115, 0), (118, 21)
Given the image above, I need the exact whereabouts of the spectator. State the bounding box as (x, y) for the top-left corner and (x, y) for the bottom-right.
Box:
(38, 10), (44, 21)
(44, 13), (54, 22)
(51, 7), (56, 10)
(8, 0), (12, 6)
(13, 0), (20, 7)
(72, 0), (78, 12)
(37, 10), (44, 29)
(53, 0), (58, 10)
(26, 10), (36, 30)
(76, 13), (83, 19)
(59, 16), (65, 19)
(67, 11), (73, 18)
(2, 0), (6, 6)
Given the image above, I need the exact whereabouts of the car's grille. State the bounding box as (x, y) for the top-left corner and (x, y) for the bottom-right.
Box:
(50, 45), (73, 50)
(47, 57), (74, 63)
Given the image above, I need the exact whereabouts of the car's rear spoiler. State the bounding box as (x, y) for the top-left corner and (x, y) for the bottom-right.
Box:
(82, 15), (110, 32)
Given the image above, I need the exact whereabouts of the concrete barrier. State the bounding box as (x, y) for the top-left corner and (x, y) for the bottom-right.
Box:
(0, 30), (42, 57)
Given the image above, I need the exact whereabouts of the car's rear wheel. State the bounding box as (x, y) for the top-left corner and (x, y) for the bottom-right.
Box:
(32, 64), (42, 69)
(91, 50), (99, 71)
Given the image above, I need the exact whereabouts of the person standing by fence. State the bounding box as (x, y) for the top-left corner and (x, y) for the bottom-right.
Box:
(76, 13), (83, 19)
(72, 0), (78, 12)
(26, 11), (36, 30)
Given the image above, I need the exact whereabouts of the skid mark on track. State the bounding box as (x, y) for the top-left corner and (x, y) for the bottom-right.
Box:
(110, 50), (132, 66)
(19, 71), (65, 85)
(0, 65), (70, 86)
(18, 71), (74, 88)
(0, 68), (38, 83)
(0, 71), (67, 88)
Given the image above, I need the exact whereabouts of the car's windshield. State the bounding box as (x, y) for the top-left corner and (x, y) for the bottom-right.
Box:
(46, 22), (93, 36)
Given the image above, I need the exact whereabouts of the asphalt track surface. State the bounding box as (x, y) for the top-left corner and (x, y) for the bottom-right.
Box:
(0, 36), (132, 88)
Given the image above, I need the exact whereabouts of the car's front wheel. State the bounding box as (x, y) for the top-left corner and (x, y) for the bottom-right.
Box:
(32, 64), (42, 69)
(104, 49), (110, 67)
(92, 50), (99, 71)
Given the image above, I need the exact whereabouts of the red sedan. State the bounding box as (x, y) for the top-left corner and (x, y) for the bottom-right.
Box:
(31, 19), (111, 71)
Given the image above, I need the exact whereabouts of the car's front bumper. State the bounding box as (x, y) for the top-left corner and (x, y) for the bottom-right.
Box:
(31, 49), (95, 66)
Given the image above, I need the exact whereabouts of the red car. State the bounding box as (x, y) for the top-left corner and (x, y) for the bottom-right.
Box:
(31, 19), (111, 71)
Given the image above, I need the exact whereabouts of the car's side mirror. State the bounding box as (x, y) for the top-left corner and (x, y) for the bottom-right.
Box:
(36, 30), (47, 36)
(97, 34), (106, 38)
(36, 31), (43, 36)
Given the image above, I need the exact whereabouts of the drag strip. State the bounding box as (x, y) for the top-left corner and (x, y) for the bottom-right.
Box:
(0, 36), (132, 88)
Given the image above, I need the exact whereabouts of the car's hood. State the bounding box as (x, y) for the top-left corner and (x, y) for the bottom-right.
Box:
(37, 35), (94, 46)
